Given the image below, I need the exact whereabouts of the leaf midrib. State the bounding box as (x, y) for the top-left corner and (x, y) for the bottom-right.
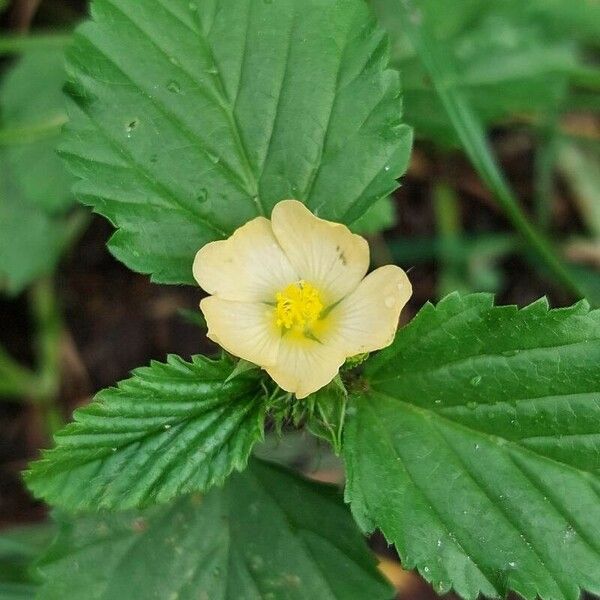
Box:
(156, 0), (263, 213)
(34, 389), (259, 474)
(359, 395), (501, 595)
(84, 2), (255, 204)
(370, 334), (599, 386)
(370, 390), (600, 483)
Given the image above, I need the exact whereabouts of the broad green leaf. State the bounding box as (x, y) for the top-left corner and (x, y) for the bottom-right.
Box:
(370, 0), (587, 302)
(37, 460), (392, 600)
(0, 183), (82, 295)
(344, 293), (600, 600)
(0, 523), (56, 600)
(350, 196), (395, 235)
(370, 0), (576, 145)
(0, 48), (80, 295)
(1, 49), (72, 211)
(528, 0), (600, 47)
(61, 0), (411, 284)
(25, 355), (268, 511)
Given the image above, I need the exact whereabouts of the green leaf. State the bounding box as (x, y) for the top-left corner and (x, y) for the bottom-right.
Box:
(344, 293), (600, 600)
(0, 48), (80, 295)
(350, 196), (396, 235)
(37, 460), (392, 600)
(370, 0), (587, 302)
(61, 0), (411, 284)
(1, 48), (72, 211)
(0, 189), (82, 295)
(371, 0), (576, 145)
(0, 523), (56, 600)
(25, 355), (268, 511)
(527, 0), (600, 47)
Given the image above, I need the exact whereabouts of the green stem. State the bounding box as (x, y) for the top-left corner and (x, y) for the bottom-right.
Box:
(0, 114), (68, 146)
(534, 107), (561, 231)
(433, 183), (463, 298)
(568, 64), (600, 91)
(29, 277), (64, 438)
(0, 32), (72, 55)
(0, 344), (36, 400)
(396, 0), (585, 300)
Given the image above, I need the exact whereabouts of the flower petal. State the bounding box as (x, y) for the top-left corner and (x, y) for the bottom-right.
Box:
(193, 217), (297, 302)
(200, 297), (280, 367)
(328, 265), (412, 356)
(266, 338), (346, 399)
(271, 200), (369, 304)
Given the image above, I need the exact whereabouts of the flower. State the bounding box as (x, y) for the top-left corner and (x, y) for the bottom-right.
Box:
(193, 200), (412, 398)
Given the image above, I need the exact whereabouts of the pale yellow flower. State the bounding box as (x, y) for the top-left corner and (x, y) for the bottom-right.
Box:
(193, 200), (412, 398)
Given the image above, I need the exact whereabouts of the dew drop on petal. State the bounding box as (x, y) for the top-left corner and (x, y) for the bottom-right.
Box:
(384, 296), (396, 308)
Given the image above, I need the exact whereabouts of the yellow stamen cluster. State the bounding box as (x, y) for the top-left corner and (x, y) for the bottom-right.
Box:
(275, 281), (323, 331)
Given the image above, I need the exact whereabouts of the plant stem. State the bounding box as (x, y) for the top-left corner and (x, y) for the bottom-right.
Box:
(0, 344), (36, 400)
(396, 0), (586, 301)
(534, 108), (561, 231)
(29, 277), (64, 438)
(434, 183), (464, 298)
(0, 114), (68, 145)
(0, 32), (71, 54)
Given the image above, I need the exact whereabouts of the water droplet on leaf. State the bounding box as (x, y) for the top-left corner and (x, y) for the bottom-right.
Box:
(167, 80), (181, 93)
(470, 375), (482, 386)
(197, 189), (208, 204)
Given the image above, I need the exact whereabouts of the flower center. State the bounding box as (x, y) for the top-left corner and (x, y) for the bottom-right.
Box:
(275, 281), (323, 331)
